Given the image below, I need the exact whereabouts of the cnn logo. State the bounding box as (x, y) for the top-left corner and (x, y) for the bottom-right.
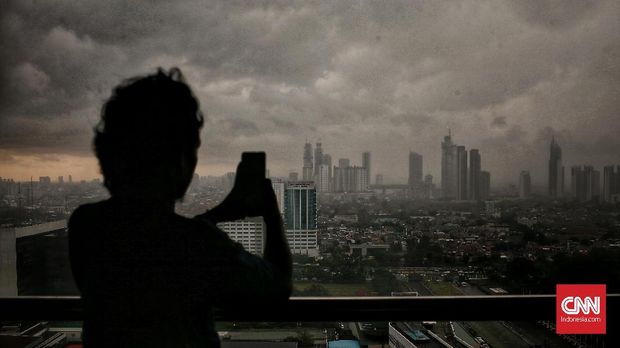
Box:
(556, 284), (606, 335)
(560, 296), (600, 315)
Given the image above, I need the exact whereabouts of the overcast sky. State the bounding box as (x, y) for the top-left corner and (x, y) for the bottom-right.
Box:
(1, 0), (619, 186)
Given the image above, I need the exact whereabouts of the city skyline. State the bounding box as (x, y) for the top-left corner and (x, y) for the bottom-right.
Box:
(3, 135), (620, 192)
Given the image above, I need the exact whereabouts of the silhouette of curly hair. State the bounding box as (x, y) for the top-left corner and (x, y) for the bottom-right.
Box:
(94, 68), (204, 199)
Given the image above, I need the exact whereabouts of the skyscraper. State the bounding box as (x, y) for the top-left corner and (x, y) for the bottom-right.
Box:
(408, 152), (423, 187)
(584, 166), (600, 201)
(519, 170), (531, 199)
(468, 149), (481, 200)
(603, 165), (618, 203)
(480, 171), (491, 200)
(362, 152), (371, 189)
(548, 137), (564, 198)
(303, 142), (313, 180)
(571, 166), (585, 201)
(570, 165), (600, 202)
(284, 182), (318, 257)
(441, 131), (458, 199)
(317, 164), (330, 192)
(423, 174), (434, 199)
(322, 154), (332, 191)
(313, 142), (323, 178)
(456, 145), (468, 200)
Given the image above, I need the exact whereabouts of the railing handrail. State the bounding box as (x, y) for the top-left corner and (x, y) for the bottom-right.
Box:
(2, 294), (619, 322)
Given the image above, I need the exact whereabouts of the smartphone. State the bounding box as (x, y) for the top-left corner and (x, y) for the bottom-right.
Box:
(239, 152), (266, 185)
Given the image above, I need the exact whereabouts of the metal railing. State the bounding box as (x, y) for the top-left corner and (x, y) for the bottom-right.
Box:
(2, 294), (619, 322)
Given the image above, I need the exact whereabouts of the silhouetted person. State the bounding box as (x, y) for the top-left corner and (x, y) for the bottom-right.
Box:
(68, 68), (292, 347)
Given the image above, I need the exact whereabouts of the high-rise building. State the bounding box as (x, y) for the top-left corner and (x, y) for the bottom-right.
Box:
(284, 182), (318, 257)
(219, 219), (264, 255)
(571, 166), (585, 201)
(58, 176), (64, 184)
(313, 142), (323, 178)
(317, 164), (330, 192)
(322, 154), (332, 191)
(603, 165), (619, 203)
(271, 179), (286, 215)
(441, 131), (458, 199)
(585, 166), (600, 201)
(362, 152), (371, 189)
(68, 175), (72, 184)
(338, 158), (350, 168)
(408, 152), (423, 187)
(480, 171), (491, 200)
(302, 142), (313, 180)
(456, 145), (468, 200)
(570, 165), (600, 202)
(548, 137), (564, 198)
(519, 171), (531, 199)
(423, 174), (434, 199)
(469, 149), (481, 200)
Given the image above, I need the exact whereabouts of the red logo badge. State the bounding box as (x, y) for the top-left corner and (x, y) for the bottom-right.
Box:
(556, 284), (606, 334)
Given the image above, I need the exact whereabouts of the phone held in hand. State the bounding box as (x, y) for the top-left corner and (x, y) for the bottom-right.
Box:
(240, 152), (266, 184)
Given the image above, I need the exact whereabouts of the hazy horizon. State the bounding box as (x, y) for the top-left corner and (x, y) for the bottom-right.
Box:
(1, 1), (619, 186)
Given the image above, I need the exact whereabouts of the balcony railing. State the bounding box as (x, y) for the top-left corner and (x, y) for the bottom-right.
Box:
(2, 294), (619, 322)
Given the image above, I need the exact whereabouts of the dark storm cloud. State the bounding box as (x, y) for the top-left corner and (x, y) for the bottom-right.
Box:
(1, 0), (619, 183)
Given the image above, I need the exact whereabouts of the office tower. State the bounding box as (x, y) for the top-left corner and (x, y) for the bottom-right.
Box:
(603, 165), (618, 202)
(219, 219), (264, 255)
(317, 164), (330, 192)
(284, 182), (318, 256)
(548, 137), (564, 197)
(584, 166), (600, 201)
(39, 176), (51, 185)
(288, 171), (299, 181)
(441, 131), (458, 199)
(271, 179), (286, 215)
(480, 171), (491, 200)
(313, 142), (323, 178)
(571, 166), (585, 201)
(332, 161), (368, 193)
(456, 145), (468, 200)
(68, 175), (72, 184)
(519, 171), (531, 199)
(58, 176), (64, 184)
(322, 154), (332, 191)
(424, 174), (434, 199)
(376, 174), (384, 185)
(469, 149), (481, 200)
(354, 165), (369, 192)
(362, 152), (371, 187)
(570, 165), (599, 202)
(302, 142), (313, 180)
(408, 152), (423, 187)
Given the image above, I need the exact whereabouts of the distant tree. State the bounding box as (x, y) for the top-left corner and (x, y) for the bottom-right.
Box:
(371, 269), (401, 295)
(294, 284), (331, 296)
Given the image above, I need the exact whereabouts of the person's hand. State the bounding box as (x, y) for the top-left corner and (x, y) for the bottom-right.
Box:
(201, 161), (280, 223)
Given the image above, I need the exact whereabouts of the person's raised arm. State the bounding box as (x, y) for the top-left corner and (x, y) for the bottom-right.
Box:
(197, 159), (292, 300)
(259, 180), (292, 297)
